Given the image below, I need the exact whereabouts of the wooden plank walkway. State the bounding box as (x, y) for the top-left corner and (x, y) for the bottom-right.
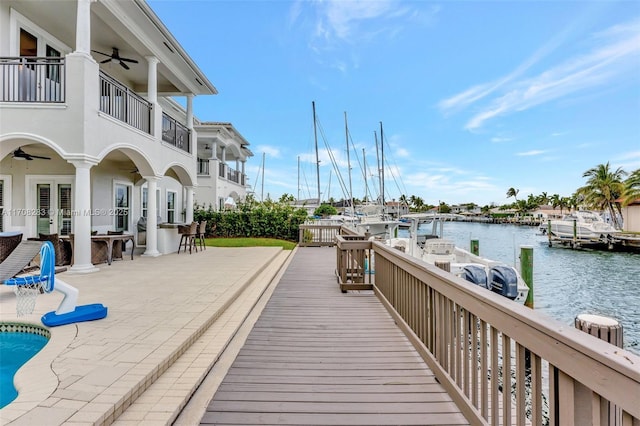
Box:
(201, 247), (468, 425)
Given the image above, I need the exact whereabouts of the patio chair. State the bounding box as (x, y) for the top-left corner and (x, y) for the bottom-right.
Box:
(178, 222), (198, 254)
(0, 240), (43, 282)
(0, 232), (23, 264)
(195, 220), (207, 251)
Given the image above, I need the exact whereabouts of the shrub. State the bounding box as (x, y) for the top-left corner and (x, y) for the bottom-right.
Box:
(313, 204), (337, 217)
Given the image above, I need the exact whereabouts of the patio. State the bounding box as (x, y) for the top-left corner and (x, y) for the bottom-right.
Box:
(0, 246), (291, 425)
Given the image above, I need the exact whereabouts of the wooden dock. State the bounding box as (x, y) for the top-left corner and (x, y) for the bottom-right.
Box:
(201, 247), (468, 425)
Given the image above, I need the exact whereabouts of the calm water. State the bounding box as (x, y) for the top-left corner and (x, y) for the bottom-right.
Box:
(0, 332), (48, 408)
(413, 221), (640, 355)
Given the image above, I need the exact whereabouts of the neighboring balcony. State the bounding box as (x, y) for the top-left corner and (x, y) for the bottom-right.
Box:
(162, 112), (190, 153)
(218, 162), (247, 186)
(197, 158), (210, 176)
(0, 57), (65, 103)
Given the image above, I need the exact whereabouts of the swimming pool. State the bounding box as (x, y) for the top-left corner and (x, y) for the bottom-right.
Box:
(0, 323), (50, 409)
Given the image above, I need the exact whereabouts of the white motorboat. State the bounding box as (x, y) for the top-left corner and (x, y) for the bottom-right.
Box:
(538, 210), (619, 240)
(388, 213), (529, 304)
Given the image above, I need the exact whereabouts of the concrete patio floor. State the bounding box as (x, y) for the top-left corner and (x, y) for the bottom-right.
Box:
(0, 246), (293, 425)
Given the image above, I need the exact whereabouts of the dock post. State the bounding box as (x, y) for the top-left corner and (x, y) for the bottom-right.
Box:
(520, 245), (534, 309)
(470, 239), (479, 255)
(573, 219), (577, 248)
(547, 219), (552, 247)
(574, 314), (623, 425)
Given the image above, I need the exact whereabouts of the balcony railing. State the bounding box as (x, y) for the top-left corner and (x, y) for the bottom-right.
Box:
(99, 71), (151, 133)
(197, 158), (210, 176)
(219, 162), (226, 178)
(0, 57), (65, 102)
(227, 168), (240, 184)
(162, 112), (190, 153)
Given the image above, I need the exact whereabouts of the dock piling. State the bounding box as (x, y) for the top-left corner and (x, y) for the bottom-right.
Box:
(470, 239), (479, 255)
(520, 245), (534, 309)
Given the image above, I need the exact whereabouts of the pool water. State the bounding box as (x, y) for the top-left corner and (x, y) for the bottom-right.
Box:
(0, 331), (48, 408)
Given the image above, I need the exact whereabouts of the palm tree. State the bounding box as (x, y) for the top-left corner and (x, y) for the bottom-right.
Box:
(575, 162), (626, 229)
(506, 187), (519, 202)
(622, 168), (640, 206)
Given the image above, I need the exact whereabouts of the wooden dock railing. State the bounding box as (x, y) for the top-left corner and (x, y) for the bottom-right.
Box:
(303, 221), (639, 426)
(297, 223), (342, 247)
(335, 234), (373, 292)
(370, 241), (640, 426)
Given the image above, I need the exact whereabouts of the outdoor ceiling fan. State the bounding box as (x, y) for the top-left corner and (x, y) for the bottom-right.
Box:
(91, 47), (138, 70)
(12, 147), (51, 161)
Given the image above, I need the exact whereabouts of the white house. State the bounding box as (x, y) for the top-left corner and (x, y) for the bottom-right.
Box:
(194, 121), (253, 211)
(0, 0), (251, 272)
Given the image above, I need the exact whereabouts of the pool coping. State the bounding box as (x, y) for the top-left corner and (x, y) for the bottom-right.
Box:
(1, 320), (75, 420)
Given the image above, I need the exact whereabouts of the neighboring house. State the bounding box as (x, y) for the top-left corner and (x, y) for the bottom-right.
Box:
(621, 200), (640, 232)
(450, 204), (481, 215)
(194, 121), (252, 211)
(529, 205), (565, 220)
(385, 200), (410, 218)
(0, 0), (250, 272)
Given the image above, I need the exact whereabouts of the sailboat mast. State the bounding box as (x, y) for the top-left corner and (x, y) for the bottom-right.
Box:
(379, 122), (385, 214)
(260, 152), (265, 202)
(374, 131), (381, 206)
(362, 148), (369, 202)
(312, 101), (321, 205)
(297, 155), (300, 202)
(344, 111), (354, 214)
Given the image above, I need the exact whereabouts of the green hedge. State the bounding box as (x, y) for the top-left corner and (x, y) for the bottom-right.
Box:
(194, 203), (308, 242)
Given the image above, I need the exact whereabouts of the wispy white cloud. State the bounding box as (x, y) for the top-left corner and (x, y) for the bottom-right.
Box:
(438, 16), (579, 113)
(395, 147), (410, 158)
(516, 150), (547, 157)
(255, 145), (282, 158)
(291, 1), (437, 72)
(491, 137), (513, 143)
(439, 18), (640, 130)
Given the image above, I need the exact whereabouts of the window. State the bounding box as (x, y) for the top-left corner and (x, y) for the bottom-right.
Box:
(114, 183), (130, 232)
(141, 187), (148, 218)
(141, 187), (160, 219)
(167, 191), (176, 223)
(58, 184), (71, 235)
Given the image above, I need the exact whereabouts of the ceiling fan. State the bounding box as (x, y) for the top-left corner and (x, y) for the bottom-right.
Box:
(91, 47), (138, 70)
(12, 147), (51, 161)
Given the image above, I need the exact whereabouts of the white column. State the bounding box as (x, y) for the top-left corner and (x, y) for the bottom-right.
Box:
(241, 160), (246, 175)
(75, 0), (95, 55)
(69, 160), (99, 274)
(220, 146), (226, 164)
(186, 94), (194, 129)
(146, 56), (159, 103)
(185, 187), (194, 224)
(211, 141), (218, 160)
(143, 177), (161, 257)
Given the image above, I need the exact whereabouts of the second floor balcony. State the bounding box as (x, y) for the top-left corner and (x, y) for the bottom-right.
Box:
(99, 71), (151, 134)
(162, 112), (190, 153)
(0, 56), (65, 103)
(197, 158), (210, 176)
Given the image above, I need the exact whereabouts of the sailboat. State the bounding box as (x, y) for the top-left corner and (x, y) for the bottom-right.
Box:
(348, 122), (401, 239)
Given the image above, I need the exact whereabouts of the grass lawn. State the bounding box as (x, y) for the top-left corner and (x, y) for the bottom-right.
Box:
(204, 237), (296, 250)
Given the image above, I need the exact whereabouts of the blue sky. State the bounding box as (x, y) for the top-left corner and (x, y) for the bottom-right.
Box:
(148, 0), (640, 207)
